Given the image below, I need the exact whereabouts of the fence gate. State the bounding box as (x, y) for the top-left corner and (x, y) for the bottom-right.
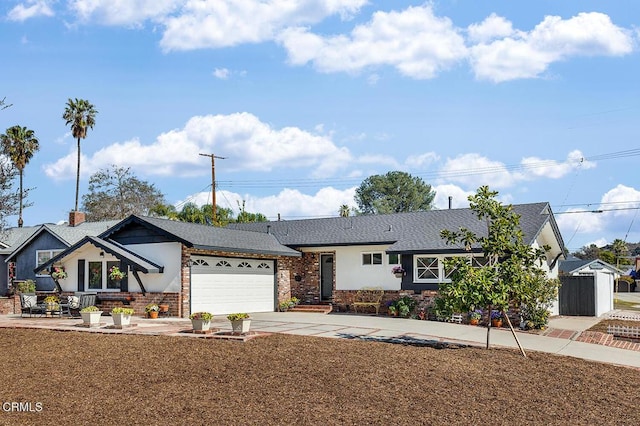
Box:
(559, 275), (595, 316)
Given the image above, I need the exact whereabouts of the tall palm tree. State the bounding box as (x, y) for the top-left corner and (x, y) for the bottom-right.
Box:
(0, 125), (39, 227)
(339, 204), (351, 217)
(63, 98), (97, 212)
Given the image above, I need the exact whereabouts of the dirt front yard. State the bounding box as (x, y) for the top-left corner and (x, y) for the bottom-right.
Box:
(1, 328), (638, 425)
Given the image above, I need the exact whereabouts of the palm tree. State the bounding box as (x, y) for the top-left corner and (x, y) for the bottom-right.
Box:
(339, 204), (351, 217)
(0, 125), (39, 227)
(63, 98), (97, 212)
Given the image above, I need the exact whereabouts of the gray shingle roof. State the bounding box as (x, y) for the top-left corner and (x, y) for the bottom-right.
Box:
(559, 258), (622, 274)
(228, 202), (561, 253)
(2, 220), (120, 259)
(106, 216), (301, 257)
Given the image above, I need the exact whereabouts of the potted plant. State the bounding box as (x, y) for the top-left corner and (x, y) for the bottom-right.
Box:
(43, 295), (60, 312)
(189, 311), (213, 331)
(145, 303), (160, 319)
(279, 297), (300, 312)
(109, 265), (125, 285)
(387, 300), (398, 316)
(51, 266), (67, 280)
(391, 265), (405, 278)
(491, 310), (503, 327)
(111, 307), (134, 326)
(16, 279), (36, 294)
(468, 309), (482, 325)
(227, 313), (251, 334)
(80, 305), (103, 326)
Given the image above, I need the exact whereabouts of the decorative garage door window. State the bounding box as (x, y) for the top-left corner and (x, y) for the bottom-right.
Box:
(190, 256), (274, 275)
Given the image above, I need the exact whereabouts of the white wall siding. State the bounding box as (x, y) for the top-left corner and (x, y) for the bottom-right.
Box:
(302, 245), (402, 291)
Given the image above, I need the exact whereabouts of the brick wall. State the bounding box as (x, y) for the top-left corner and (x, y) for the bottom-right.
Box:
(0, 295), (18, 314)
(333, 289), (439, 314)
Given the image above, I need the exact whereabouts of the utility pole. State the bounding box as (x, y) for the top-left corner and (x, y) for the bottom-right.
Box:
(199, 153), (226, 225)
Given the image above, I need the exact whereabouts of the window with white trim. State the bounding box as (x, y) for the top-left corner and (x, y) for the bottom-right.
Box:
(414, 255), (488, 283)
(415, 256), (439, 281)
(388, 254), (401, 265)
(35, 249), (65, 276)
(362, 252), (383, 266)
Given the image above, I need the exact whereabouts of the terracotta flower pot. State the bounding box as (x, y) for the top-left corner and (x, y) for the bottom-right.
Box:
(491, 319), (503, 328)
(470, 318), (479, 325)
(148, 311), (159, 319)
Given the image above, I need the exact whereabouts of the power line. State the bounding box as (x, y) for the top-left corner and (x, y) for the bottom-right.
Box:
(214, 147), (640, 190)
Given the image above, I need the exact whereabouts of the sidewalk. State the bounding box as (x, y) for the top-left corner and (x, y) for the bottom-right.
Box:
(1, 311), (639, 369)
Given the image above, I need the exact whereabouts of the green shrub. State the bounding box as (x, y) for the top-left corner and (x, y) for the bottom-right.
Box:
(16, 280), (36, 293)
(189, 312), (213, 321)
(111, 307), (134, 315)
(227, 313), (250, 321)
(80, 305), (100, 313)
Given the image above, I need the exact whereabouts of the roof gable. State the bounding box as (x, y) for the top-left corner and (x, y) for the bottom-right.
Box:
(103, 215), (300, 257)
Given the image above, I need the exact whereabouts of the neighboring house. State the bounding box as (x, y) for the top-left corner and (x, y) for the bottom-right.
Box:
(0, 226), (37, 295)
(35, 202), (565, 318)
(230, 202), (566, 315)
(558, 257), (620, 316)
(38, 215), (300, 317)
(2, 213), (118, 293)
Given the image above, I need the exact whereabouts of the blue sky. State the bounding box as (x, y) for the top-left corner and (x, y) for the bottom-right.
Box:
(1, 0), (639, 253)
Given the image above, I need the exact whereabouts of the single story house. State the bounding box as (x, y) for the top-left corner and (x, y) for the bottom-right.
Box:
(230, 202), (566, 315)
(33, 202), (565, 318)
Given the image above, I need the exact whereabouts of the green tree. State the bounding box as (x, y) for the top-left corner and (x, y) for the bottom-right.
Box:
(339, 204), (351, 217)
(611, 238), (630, 267)
(0, 157), (20, 233)
(82, 166), (166, 221)
(437, 186), (560, 354)
(148, 203), (178, 219)
(572, 244), (601, 261)
(236, 200), (267, 223)
(355, 171), (435, 214)
(63, 98), (97, 212)
(0, 125), (39, 227)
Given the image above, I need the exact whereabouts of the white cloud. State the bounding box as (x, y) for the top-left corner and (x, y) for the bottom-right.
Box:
(432, 184), (473, 210)
(7, 0), (54, 21)
(440, 153), (522, 188)
(556, 184), (640, 249)
(467, 13), (517, 44)
(68, 0), (181, 26)
(43, 112), (353, 179)
(440, 150), (594, 189)
(159, 0), (367, 51)
(213, 68), (230, 79)
(278, 5), (467, 79)
(405, 152), (439, 168)
(600, 184), (640, 216)
(521, 150), (595, 179)
(182, 187), (358, 219)
(469, 12), (635, 82)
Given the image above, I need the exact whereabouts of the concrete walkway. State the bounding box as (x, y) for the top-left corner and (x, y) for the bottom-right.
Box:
(2, 310), (639, 369)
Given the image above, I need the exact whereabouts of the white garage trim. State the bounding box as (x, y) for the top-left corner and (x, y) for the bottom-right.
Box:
(190, 256), (275, 316)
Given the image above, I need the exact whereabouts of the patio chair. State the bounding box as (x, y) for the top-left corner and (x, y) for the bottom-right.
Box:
(70, 293), (97, 317)
(20, 293), (46, 318)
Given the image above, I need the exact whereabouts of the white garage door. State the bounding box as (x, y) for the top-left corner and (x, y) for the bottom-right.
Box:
(190, 256), (275, 316)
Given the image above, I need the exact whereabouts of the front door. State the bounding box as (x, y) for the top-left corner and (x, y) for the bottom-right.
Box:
(320, 254), (334, 301)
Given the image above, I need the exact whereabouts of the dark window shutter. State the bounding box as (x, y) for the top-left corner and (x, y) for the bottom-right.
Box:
(77, 259), (85, 291)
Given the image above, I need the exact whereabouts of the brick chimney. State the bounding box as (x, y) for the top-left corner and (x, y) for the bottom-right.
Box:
(69, 211), (86, 227)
